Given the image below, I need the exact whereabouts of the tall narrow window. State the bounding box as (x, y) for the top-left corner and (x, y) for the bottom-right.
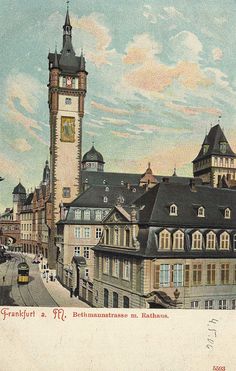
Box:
(159, 264), (170, 287)
(123, 260), (131, 281)
(84, 209), (91, 220)
(233, 235), (236, 250)
(74, 227), (81, 239)
(221, 264), (229, 284)
(219, 299), (227, 310)
(113, 292), (118, 308)
(159, 230), (171, 250)
(206, 232), (216, 249)
(114, 228), (119, 245)
(84, 227), (91, 238)
(220, 232), (230, 249)
(169, 204), (177, 216)
(193, 264), (202, 286)
(173, 230), (184, 250)
(112, 258), (119, 278)
(125, 228), (131, 247)
(83, 247), (90, 259)
(192, 231), (202, 250)
(173, 264), (183, 287)
(105, 228), (110, 245)
(74, 247), (80, 256)
(207, 264), (216, 285)
(224, 208), (231, 219)
(74, 209), (81, 219)
(103, 256), (109, 275)
(96, 228), (102, 239)
(104, 289), (109, 308)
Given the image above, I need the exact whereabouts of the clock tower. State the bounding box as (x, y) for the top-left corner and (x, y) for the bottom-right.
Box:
(47, 6), (88, 268)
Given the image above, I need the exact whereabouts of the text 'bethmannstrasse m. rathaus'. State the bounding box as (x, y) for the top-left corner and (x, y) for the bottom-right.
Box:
(1, 7), (236, 310)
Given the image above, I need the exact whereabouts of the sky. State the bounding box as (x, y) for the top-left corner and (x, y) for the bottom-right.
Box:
(1, 0), (236, 210)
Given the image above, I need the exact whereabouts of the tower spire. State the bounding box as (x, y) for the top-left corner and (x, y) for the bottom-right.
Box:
(63, 1), (72, 47)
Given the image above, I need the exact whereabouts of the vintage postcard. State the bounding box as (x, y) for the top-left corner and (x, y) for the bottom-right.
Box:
(0, 1), (236, 370)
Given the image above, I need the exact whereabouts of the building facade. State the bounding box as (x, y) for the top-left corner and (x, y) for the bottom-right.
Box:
(93, 180), (236, 309)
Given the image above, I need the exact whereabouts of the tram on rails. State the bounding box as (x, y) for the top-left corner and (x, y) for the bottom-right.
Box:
(17, 262), (29, 284)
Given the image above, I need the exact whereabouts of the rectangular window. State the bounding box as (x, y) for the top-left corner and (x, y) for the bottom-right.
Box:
(96, 228), (102, 239)
(185, 265), (190, 286)
(160, 264), (170, 287)
(74, 227), (81, 239)
(74, 247), (80, 256)
(84, 227), (91, 239)
(95, 210), (102, 221)
(83, 247), (90, 259)
(232, 299), (236, 310)
(173, 264), (183, 287)
(191, 301), (199, 309)
(62, 187), (71, 198)
(103, 256), (109, 275)
(74, 209), (81, 219)
(205, 300), (213, 309)
(193, 264), (202, 286)
(83, 209), (91, 220)
(112, 258), (119, 278)
(207, 264), (216, 285)
(221, 264), (229, 284)
(154, 265), (160, 288)
(219, 299), (227, 310)
(123, 259), (131, 281)
(84, 268), (89, 278)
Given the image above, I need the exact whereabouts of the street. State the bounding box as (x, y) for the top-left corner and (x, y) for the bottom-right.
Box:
(0, 253), (58, 307)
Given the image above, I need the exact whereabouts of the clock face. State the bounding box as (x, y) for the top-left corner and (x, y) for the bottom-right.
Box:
(66, 76), (72, 87)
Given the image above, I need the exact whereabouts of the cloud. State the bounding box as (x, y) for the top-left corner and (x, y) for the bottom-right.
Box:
(165, 102), (221, 117)
(91, 100), (130, 115)
(169, 31), (203, 62)
(137, 123), (191, 134)
(85, 130), (100, 137)
(71, 13), (116, 67)
(143, 5), (185, 24)
(123, 33), (162, 65)
(212, 48), (223, 61)
(101, 117), (130, 126)
(163, 6), (185, 19)
(10, 138), (32, 152)
(111, 131), (133, 139)
(5, 73), (48, 145)
(143, 5), (157, 24)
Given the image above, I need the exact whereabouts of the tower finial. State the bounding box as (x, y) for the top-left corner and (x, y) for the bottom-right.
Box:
(218, 115), (222, 124)
(66, 0), (70, 10)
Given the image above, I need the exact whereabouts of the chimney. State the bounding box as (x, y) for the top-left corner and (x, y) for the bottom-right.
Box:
(189, 178), (197, 192)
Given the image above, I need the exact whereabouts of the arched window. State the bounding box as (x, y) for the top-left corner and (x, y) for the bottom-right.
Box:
(192, 231), (202, 250)
(220, 232), (230, 250)
(198, 207), (205, 217)
(206, 231), (216, 249)
(103, 196), (108, 203)
(173, 230), (184, 250)
(224, 208), (231, 219)
(114, 228), (119, 245)
(169, 204), (177, 216)
(125, 228), (130, 247)
(113, 292), (118, 308)
(105, 186), (109, 192)
(123, 296), (130, 308)
(104, 289), (109, 308)
(159, 229), (171, 250)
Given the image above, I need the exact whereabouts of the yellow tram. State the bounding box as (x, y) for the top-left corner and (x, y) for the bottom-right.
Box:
(17, 262), (29, 284)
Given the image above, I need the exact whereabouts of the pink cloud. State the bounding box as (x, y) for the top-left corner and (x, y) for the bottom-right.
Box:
(166, 102), (221, 116)
(212, 48), (223, 61)
(111, 131), (133, 139)
(91, 100), (130, 115)
(72, 13), (116, 67)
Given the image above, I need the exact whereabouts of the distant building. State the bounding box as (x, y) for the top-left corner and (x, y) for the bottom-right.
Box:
(193, 124), (236, 187)
(93, 180), (236, 309)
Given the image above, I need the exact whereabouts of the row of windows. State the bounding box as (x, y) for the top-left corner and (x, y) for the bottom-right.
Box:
(104, 289), (129, 308)
(154, 263), (236, 288)
(21, 224), (32, 232)
(195, 156), (234, 169)
(1, 225), (18, 231)
(74, 246), (90, 259)
(169, 204), (231, 219)
(74, 227), (102, 239)
(158, 230), (236, 250)
(191, 299), (236, 310)
(21, 234), (32, 240)
(20, 213), (32, 220)
(103, 257), (131, 281)
(103, 227), (131, 247)
(73, 209), (107, 221)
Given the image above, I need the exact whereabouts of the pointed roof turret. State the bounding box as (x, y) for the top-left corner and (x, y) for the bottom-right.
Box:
(139, 163), (158, 188)
(79, 49), (86, 71)
(193, 124), (236, 162)
(64, 6), (71, 27)
(172, 167), (177, 177)
(52, 47), (59, 69)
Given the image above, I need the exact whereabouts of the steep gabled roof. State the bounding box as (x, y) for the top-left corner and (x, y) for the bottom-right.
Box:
(193, 124), (236, 162)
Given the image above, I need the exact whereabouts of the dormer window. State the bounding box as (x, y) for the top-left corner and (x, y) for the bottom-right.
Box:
(121, 181), (124, 186)
(105, 186), (109, 192)
(224, 208), (231, 219)
(198, 206), (205, 217)
(103, 196), (108, 203)
(103, 180), (106, 185)
(203, 145), (209, 154)
(220, 142), (227, 154)
(84, 209), (91, 220)
(132, 188), (136, 193)
(169, 204), (177, 216)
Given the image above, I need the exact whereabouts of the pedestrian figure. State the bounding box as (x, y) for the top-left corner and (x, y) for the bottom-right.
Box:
(3, 276), (5, 283)
(70, 287), (73, 298)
